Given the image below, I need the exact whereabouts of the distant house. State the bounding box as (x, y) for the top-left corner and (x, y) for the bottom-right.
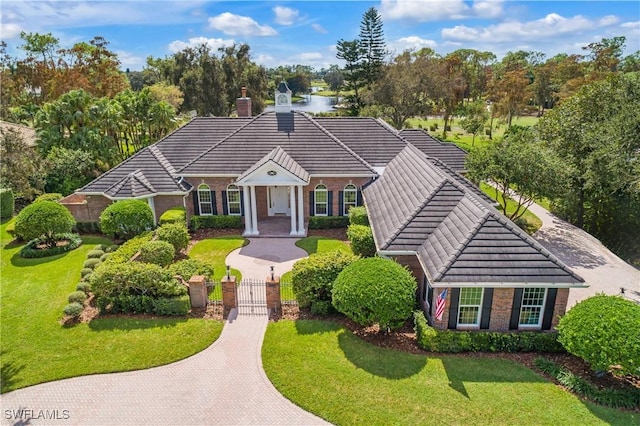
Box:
(0, 121), (38, 147)
(61, 83), (585, 331)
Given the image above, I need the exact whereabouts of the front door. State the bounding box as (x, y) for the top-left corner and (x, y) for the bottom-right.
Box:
(269, 186), (290, 216)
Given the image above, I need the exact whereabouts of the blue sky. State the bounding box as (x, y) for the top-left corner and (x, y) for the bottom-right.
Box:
(1, 1), (638, 71)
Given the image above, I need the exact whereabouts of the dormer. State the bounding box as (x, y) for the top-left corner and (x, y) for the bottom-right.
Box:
(274, 80), (292, 113)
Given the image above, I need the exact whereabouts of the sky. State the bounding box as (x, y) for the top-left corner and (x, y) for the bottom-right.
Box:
(1, 1), (639, 71)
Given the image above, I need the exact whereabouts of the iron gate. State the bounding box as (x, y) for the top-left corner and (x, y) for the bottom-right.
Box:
(236, 279), (267, 316)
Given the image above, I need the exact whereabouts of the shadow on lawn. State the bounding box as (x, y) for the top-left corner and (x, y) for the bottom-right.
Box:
(294, 319), (342, 335)
(10, 250), (70, 267)
(88, 317), (187, 331)
(1, 350), (25, 394)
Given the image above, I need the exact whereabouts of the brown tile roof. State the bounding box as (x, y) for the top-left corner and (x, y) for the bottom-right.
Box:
(237, 146), (310, 183)
(399, 128), (468, 173)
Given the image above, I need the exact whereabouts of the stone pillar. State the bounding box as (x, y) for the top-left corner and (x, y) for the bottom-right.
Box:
(221, 275), (237, 319)
(242, 185), (252, 235)
(289, 185), (297, 235)
(250, 185), (259, 235)
(188, 275), (208, 309)
(297, 185), (305, 235)
(266, 275), (281, 314)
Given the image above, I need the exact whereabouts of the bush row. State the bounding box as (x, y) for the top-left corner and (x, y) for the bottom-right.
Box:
(348, 206), (369, 226)
(102, 232), (152, 265)
(96, 294), (190, 316)
(190, 215), (243, 230)
(90, 261), (187, 299)
(308, 216), (349, 229)
(159, 206), (186, 225)
(20, 233), (82, 258)
(168, 259), (214, 280)
(534, 358), (640, 410)
(413, 311), (564, 353)
(347, 224), (376, 257)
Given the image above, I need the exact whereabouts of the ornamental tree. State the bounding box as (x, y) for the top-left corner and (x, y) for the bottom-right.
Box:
(557, 294), (640, 376)
(99, 199), (154, 240)
(332, 257), (417, 330)
(14, 200), (75, 247)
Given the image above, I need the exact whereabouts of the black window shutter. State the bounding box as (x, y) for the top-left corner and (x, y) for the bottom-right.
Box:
(211, 190), (217, 215)
(542, 288), (557, 330)
(480, 288), (494, 329)
(426, 279), (434, 317)
(309, 191), (314, 216)
(356, 190), (363, 206)
(338, 191), (344, 216)
(327, 191), (333, 216)
(222, 190), (228, 215)
(239, 190), (244, 216)
(448, 288), (460, 330)
(193, 191), (200, 216)
(510, 288), (524, 330)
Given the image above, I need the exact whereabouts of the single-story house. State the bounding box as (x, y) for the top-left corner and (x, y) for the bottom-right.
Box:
(61, 84), (586, 330)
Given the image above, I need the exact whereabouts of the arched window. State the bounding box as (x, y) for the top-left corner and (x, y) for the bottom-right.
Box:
(198, 184), (213, 215)
(226, 184), (241, 216)
(343, 184), (357, 215)
(314, 184), (328, 216)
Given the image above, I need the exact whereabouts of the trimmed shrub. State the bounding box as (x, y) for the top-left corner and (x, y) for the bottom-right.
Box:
(75, 222), (101, 234)
(99, 199), (154, 240)
(308, 216), (350, 229)
(80, 268), (94, 278)
(76, 282), (91, 293)
(100, 253), (110, 262)
(414, 311), (564, 353)
(348, 206), (369, 226)
(90, 262), (186, 299)
(68, 291), (87, 304)
(153, 295), (191, 316)
(138, 240), (175, 267)
(557, 295), (640, 376)
(291, 250), (358, 312)
(167, 259), (214, 280)
(347, 224), (376, 257)
(332, 257), (417, 330)
(20, 233), (82, 258)
(63, 303), (83, 318)
(0, 188), (14, 219)
(106, 244), (119, 253)
(156, 223), (189, 254)
(14, 201), (75, 245)
(159, 206), (186, 225)
(189, 215), (243, 230)
(83, 258), (101, 269)
(102, 232), (153, 265)
(87, 249), (105, 259)
(34, 193), (63, 203)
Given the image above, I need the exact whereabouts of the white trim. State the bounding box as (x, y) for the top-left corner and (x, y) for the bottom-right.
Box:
(250, 185), (258, 235)
(242, 185), (252, 236)
(197, 184), (213, 216)
(226, 184), (242, 216)
(297, 185), (305, 235)
(518, 288), (547, 328)
(236, 159), (308, 186)
(343, 183), (357, 216)
(147, 197), (157, 224)
(314, 184), (328, 216)
(289, 185), (297, 236)
(457, 287), (483, 328)
(179, 174), (239, 178)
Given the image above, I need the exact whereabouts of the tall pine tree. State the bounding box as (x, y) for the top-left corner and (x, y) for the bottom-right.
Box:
(359, 7), (386, 87)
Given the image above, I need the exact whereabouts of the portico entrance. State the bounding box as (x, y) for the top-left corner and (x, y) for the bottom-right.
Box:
(268, 186), (290, 216)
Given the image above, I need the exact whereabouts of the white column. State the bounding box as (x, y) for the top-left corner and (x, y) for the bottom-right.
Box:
(297, 185), (305, 235)
(242, 185), (251, 235)
(289, 185), (296, 235)
(250, 185), (258, 235)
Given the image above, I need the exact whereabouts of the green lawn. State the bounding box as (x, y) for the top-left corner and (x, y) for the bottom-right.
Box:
(0, 218), (223, 393)
(263, 320), (637, 425)
(280, 237), (351, 282)
(480, 182), (543, 234)
(188, 236), (247, 281)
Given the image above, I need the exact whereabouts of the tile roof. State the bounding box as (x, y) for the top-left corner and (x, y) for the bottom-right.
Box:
(399, 129), (468, 173)
(364, 144), (584, 285)
(104, 169), (155, 198)
(237, 145), (310, 183)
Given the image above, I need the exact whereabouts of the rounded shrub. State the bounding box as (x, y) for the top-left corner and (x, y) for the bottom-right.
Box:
(63, 302), (83, 318)
(167, 259), (214, 280)
(100, 253), (110, 262)
(76, 282), (91, 293)
(347, 224), (376, 257)
(87, 249), (105, 259)
(557, 295), (640, 376)
(0, 188), (14, 219)
(138, 240), (175, 267)
(99, 199), (154, 240)
(106, 244), (119, 253)
(332, 257), (417, 330)
(348, 206), (369, 226)
(14, 201), (75, 245)
(159, 206), (186, 225)
(80, 268), (94, 278)
(68, 290), (87, 304)
(34, 193), (64, 203)
(291, 250), (358, 312)
(83, 258), (101, 269)
(156, 223), (190, 254)
(90, 262), (185, 298)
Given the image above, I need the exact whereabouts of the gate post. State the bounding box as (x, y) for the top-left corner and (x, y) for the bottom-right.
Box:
(188, 275), (208, 308)
(266, 275), (281, 315)
(221, 275), (237, 319)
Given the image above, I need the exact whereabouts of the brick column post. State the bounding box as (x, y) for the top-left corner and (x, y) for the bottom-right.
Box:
(188, 275), (208, 308)
(221, 275), (237, 319)
(266, 275), (281, 314)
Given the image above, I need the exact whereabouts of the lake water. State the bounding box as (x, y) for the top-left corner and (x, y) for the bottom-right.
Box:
(264, 92), (343, 114)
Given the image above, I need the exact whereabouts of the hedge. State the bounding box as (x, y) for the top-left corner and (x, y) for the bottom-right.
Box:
(308, 216), (350, 229)
(102, 232), (153, 265)
(167, 259), (214, 280)
(20, 233), (82, 258)
(0, 188), (14, 219)
(347, 224), (376, 257)
(413, 311), (564, 353)
(96, 294), (190, 316)
(190, 215), (243, 230)
(99, 199), (154, 240)
(348, 206), (369, 226)
(159, 206), (186, 225)
(34, 193), (63, 203)
(138, 240), (175, 267)
(90, 261), (187, 299)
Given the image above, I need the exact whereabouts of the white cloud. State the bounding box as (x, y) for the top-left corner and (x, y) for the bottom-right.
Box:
(168, 37), (236, 53)
(0, 22), (22, 39)
(208, 12), (277, 37)
(116, 51), (145, 71)
(621, 21), (640, 29)
(380, 0), (504, 22)
(299, 52), (323, 61)
(442, 13), (620, 43)
(388, 36), (437, 53)
(273, 6), (299, 25)
(311, 23), (328, 34)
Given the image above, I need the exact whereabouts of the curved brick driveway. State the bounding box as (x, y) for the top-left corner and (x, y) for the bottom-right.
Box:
(1, 238), (329, 426)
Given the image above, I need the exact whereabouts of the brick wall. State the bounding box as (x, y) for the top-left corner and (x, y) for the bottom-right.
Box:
(154, 195), (185, 222)
(61, 194), (112, 223)
(431, 287), (451, 330)
(307, 177), (371, 217)
(552, 288), (569, 329)
(490, 288), (515, 331)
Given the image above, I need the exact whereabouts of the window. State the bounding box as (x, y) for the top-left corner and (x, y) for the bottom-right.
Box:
(226, 184), (241, 216)
(519, 288), (546, 327)
(343, 184), (357, 215)
(314, 184), (328, 216)
(198, 184), (213, 215)
(457, 288), (483, 326)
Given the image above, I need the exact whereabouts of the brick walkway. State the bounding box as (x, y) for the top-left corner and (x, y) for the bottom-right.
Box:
(1, 239), (328, 426)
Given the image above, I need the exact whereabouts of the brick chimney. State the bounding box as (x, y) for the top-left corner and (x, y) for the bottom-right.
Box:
(236, 86), (252, 117)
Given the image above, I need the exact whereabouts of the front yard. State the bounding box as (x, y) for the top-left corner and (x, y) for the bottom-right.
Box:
(263, 320), (638, 425)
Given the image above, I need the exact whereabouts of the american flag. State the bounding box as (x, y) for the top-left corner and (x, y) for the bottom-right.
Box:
(435, 289), (448, 321)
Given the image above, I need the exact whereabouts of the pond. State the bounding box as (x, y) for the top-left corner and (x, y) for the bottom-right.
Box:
(264, 88), (343, 114)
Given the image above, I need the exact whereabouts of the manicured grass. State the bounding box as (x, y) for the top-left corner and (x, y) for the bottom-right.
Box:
(480, 182), (543, 234)
(263, 320), (637, 425)
(188, 236), (247, 281)
(295, 236), (350, 255)
(0, 219), (223, 393)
